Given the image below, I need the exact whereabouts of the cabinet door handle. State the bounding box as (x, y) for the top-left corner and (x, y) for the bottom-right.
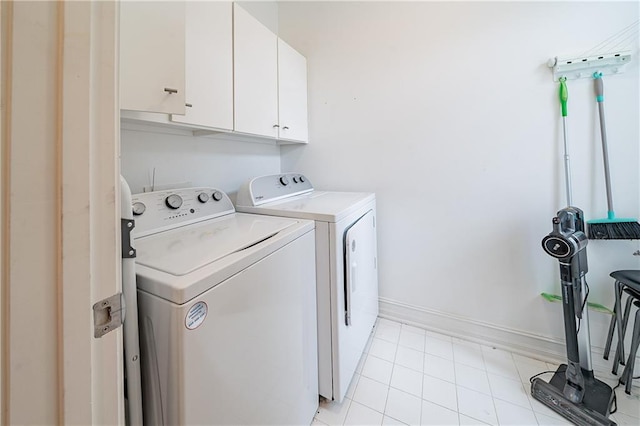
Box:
(185, 103), (193, 108)
(164, 88), (178, 94)
(272, 124), (280, 128)
(282, 126), (289, 130)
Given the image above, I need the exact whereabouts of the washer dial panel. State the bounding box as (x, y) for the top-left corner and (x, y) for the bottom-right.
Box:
(243, 173), (313, 206)
(131, 187), (235, 237)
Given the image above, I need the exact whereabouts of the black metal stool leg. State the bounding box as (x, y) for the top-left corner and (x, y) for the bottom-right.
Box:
(604, 281), (624, 360)
(613, 295), (635, 369)
(621, 305), (640, 394)
(612, 281), (627, 374)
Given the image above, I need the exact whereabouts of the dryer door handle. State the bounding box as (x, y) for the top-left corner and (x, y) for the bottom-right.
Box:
(351, 261), (357, 293)
(345, 237), (357, 327)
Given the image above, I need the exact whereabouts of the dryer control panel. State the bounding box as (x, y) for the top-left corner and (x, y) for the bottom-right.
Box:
(236, 173), (314, 207)
(131, 187), (235, 238)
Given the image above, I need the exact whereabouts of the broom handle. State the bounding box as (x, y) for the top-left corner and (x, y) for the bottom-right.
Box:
(594, 74), (614, 216)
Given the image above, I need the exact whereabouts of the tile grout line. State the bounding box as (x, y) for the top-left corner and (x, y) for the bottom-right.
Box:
(485, 346), (502, 426)
(418, 338), (425, 426)
(452, 347), (463, 426)
(510, 349), (538, 415)
(383, 339), (400, 420)
(384, 338), (399, 424)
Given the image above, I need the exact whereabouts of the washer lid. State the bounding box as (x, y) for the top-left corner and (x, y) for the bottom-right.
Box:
(237, 191), (375, 223)
(135, 213), (297, 276)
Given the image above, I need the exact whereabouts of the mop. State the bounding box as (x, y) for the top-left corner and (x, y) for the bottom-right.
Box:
(539, 78), (611, 313)
(587, 73), (640, 239)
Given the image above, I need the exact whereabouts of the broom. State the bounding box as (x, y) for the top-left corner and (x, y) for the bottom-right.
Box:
(587, 72), (640, 239)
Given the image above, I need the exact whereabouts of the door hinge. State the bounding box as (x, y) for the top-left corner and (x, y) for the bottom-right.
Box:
(122, 218), (136, 259)
(93, 293), (125, 338)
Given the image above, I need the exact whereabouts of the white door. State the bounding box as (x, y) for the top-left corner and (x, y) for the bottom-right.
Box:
(170, 1), (233, 130)
(1, 2), (123, 424)
(336, 209), (379, 401)
(233, 3), (279, 138)
(278, 39), (309, 143)
(345, 210), (379, 330)
(120, 1), (186, 115)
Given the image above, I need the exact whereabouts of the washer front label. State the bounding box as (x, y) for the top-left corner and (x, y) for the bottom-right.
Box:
(185, 301), (207, 330)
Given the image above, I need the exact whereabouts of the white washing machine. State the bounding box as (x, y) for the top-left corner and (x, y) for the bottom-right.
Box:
(130, 186), (318, 425)
(236, 173), (379, 402)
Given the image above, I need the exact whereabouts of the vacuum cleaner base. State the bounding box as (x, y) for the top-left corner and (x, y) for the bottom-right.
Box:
(531, 365), (616, 426)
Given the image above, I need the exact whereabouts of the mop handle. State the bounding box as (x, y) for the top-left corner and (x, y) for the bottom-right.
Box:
(560, 78), (572, 206)
(563, 117), (572, 207)
(594, 73), (614, 215)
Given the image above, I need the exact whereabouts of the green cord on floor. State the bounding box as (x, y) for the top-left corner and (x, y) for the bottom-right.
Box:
(541, 293), (613, 314)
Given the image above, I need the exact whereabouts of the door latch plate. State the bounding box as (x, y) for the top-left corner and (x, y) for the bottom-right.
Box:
(93, 293), (125, 338)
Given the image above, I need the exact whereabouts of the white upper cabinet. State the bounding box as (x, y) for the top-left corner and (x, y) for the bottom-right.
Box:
(278, 39), (309, 143)
(233, 4), (309, 143)
(120, 2), (308, 144)
(233, 4), (279, 139)
(171, 2), (233, 130)
(120, 1), (186, 115)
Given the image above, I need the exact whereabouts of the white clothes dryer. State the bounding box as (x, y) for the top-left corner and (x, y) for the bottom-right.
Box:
(130, 186), (318, 425)
(236, 173), (379, 402)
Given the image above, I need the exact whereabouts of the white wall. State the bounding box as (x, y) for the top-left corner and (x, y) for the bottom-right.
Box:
(120, 128), (281, 199)
(237, 1), (279, 33)
(279, 1), (640, 350)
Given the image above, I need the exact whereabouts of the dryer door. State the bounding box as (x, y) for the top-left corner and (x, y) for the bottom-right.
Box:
(344, 209), (378, 328)
(329, 207), (379, 402)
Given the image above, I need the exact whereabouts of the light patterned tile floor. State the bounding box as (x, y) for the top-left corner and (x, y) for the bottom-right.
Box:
(313, 318), (640, 426)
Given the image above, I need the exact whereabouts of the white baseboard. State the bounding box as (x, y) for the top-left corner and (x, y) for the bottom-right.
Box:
(378, 297), (639, 387)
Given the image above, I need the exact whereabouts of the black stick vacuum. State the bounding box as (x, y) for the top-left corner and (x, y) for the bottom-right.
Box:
(533, 207), (616, 426)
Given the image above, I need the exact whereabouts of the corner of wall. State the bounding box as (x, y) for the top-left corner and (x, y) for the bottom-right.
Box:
(236, 1), (279, 34)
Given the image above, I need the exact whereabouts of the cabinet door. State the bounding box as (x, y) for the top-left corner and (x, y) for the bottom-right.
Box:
(233, 4), (278, 138)
(120, 1), (185, 115)
(171, 2), (233, 130)
(278, 39), (309, 143)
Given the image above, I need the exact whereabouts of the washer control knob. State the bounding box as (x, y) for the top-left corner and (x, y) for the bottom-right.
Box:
(293, 176), (299, 183)
(212, 191), (223, 202)
(132, 202), (146, 216)
(279, 176), (289, 186)
(299, 175), (305, 183)
(165, 194), (183, 210)
(198, 192), (210, 203)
